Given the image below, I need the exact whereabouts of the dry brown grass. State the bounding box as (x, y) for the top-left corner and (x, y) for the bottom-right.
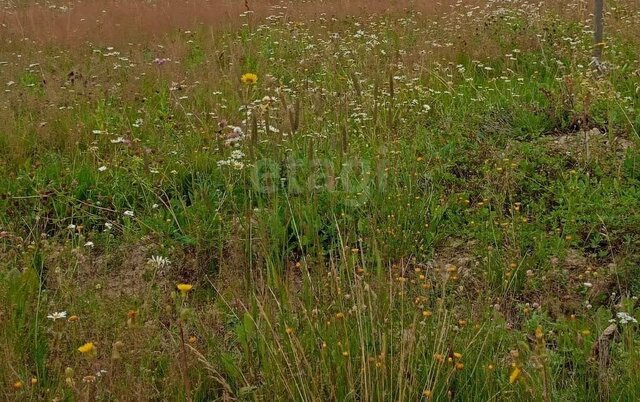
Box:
(0, 0), (454, 46)
(2, 0), (638, 51)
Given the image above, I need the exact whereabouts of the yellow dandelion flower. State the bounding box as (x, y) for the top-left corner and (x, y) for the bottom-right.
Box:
(509, 367), (521, 384)
(455, 362), (465, 370)
(422, 310), (432, 318)
(177, 284), (193, 294)
(78, 342), (96, 355)
(285, 327), (294, 335)
(13, 381), (23, 390)
(240, 73), (258, 85)
(30, 378), (37, 385)
(535, 326), (544, 339)
(423, 389), (432, 398)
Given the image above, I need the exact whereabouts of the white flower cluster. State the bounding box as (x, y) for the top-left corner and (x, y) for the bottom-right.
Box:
(217, 149), (245, 170)
(610, 312), (638, 325)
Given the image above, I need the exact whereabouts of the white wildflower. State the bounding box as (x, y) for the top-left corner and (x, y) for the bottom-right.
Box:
(148, 255), (171, 268)
(47, 311), (67, 321)
(616, 312), (638, 325)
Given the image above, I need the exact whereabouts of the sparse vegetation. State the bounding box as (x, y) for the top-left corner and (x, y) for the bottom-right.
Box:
(1, 0), (640, 400)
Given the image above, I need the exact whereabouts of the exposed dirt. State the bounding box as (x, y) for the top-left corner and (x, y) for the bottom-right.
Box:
(73, 236), (204, 299)
(545, 128), (633, 160)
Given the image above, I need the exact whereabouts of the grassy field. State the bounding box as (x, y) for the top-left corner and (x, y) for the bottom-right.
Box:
(1, 0), (640, 400)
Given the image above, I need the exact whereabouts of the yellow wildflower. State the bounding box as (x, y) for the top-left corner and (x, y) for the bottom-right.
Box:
(240, 73), (258, 85)
(509, 367), (521, 384)
(177, 284), (193, 294)
(78, 342), (96, 356)
(13, 381), (23, 390)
